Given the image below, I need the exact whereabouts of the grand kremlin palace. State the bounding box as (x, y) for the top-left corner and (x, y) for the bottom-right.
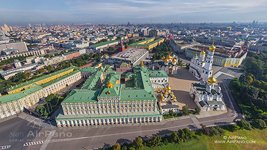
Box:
(56, 66), (165, 127)
(0, 66), (82, 119)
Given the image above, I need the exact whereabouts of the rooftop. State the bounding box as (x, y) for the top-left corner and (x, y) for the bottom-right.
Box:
(62, 66), (158, 103)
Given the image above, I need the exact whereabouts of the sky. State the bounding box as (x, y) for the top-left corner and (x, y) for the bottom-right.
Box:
(1, 0), (267, 25)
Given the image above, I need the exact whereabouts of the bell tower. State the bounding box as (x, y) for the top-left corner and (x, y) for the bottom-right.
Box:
(202, 44), (216, 82)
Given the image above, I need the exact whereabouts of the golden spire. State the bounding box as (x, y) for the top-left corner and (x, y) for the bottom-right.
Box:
(200, 50), (206, 55)
(209, 44), (216, 52)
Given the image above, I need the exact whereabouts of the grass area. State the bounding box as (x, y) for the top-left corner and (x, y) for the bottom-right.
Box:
(144, 129), (267, 150)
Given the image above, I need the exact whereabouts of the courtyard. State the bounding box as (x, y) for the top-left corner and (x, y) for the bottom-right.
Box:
(169, 68), (198, 110)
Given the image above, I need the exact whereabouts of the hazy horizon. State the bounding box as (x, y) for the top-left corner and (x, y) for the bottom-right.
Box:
(1, 0), (267, 25)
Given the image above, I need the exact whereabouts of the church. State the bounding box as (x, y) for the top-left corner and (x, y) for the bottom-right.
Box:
(189, 45), (226, 111)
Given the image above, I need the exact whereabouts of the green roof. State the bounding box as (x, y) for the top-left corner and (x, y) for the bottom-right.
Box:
(91, 40), (119, 48)
(0, 66), (80, 104)
(148, 70), (168, 78)
(41, 70), (80, 87)
(79, 67), (97, 73)
(99, 72), (121, 98)
(81, 71), (102, 90)
(63, 89), (98, 103)
(0, 84), (43, 103)
(129, 38), (164, 47)
(8, 66), (78, 91)
(61, 66), (158, 103)
(129, 38), (155, 46)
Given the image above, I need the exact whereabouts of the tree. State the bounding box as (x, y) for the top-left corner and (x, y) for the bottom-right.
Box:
(252, 119), (267, 129)
(194, 107), (201, 114)
(182, 106), (189, 115)
(170, 132), (179, 143)
(237, 119), (252, 130)
(121, 145), (127, 150)
(182, 128), (194, 140)
(246, 74), (254, 85)
(113, 143), (121, 150)
(134, 136), (143, 150)
(149, 135), (162, 147)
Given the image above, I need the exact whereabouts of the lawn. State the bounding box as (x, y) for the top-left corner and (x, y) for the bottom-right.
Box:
(145, 129), (267, 150)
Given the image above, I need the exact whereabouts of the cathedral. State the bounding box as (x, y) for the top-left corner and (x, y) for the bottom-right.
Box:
(189, 45), (226, 111)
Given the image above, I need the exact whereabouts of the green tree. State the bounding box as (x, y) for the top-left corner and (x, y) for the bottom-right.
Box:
(149, 135), (162, 147)
(194, 107), (201, 114)
(237, 119), (252, 130)
(134, 136), (143, 150)
(182, 106), (189, 115)
(253, 119), (267, 129)
(246, 74), (254, 85)
(170, 132), (179, 143)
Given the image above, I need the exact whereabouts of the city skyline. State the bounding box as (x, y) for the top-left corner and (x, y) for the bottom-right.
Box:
(1, 0), (267, 25)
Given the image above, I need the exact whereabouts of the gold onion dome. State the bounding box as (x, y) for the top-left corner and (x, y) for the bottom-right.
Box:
(167, 85), (171, 90)
(163, 58), (169, 63)
(167, 55), (173, 60)
(208, 76), (217, 84)
(200, 50), (206, 55)
(209, 44), (216, 52)
(172, 58), (177, 63)
(106, 81), (114, 88)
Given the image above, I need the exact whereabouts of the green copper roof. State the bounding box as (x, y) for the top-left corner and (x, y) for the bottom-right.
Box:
(98, 72), (121, 98)
(79, 67), (97, 73)
(91, 40), (119, 48)
(129, 38), (155, 46)
(148, 70), (168, 78)
(8, 66), (78, 91)
(0, 84), (43, 103)
(81, 71), (102, 90)
(62, 66), (162, 103)
(0, 67), (80, 104)
(63, 89), (98, 103)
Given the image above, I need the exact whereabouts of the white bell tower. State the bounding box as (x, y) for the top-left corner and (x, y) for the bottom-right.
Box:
(202, 45), (216, 82)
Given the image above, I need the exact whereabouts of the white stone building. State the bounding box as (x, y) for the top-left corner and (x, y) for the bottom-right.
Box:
(189, 45), (226, 111)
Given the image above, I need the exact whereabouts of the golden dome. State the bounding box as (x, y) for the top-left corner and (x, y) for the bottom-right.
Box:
(172, 58), (177, 63)
(167, 55), (173, 60)
(161, 56), (166, 60)
(163, 58), (169, 63)
(209, 45), (216, 52)
(200, 50), (206, 55)
(106, 81), (114, 88)
(208, 76), (217, 84)
(167, 85), (171, 90)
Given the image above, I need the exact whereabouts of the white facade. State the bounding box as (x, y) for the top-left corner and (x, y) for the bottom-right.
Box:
(189, 45), (226, 111)
(0, 71), (82, 119)
(189, 50), (213, 81)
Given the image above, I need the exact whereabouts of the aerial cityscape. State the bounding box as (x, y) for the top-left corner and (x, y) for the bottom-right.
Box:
(0, 0), (267, 150)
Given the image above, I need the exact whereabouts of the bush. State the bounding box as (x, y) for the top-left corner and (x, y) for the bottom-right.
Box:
(221, 124), (240, 132)
(201, 126), (224, 136)
(252, 119), (267, 129)
(237, 119), (252, 130)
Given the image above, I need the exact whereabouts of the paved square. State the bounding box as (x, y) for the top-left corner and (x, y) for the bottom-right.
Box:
(169, 68), (198, 110)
